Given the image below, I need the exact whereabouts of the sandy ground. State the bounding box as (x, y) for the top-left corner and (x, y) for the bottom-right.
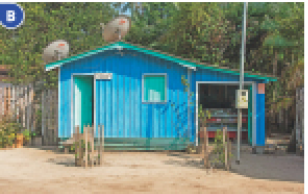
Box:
(0, 147), (304, 194)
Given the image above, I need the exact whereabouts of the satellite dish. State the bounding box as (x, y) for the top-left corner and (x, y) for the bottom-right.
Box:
(42, 40), (69, 63)
(102, 15), (131, 42)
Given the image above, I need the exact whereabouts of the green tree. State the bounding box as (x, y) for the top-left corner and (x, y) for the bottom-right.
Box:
(0, 2), (117, 87)
(158, 3), (236, 65)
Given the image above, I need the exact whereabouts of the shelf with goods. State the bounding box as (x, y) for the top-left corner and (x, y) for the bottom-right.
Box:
(200, 108), (249, 139)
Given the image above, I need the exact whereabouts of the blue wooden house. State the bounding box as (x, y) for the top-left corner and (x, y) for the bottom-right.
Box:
(45, 41), (277, 150)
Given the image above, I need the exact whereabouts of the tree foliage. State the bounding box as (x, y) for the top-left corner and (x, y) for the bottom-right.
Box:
(0, 2), (116, 87)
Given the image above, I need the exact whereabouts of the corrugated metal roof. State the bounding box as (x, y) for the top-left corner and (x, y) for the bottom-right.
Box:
(45, 41), (277, 82)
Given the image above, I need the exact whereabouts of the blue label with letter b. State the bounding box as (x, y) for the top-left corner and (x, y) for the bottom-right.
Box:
(0, 3), (25, 29)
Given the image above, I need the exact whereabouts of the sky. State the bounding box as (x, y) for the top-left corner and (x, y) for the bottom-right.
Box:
(116, 2), (132, 16)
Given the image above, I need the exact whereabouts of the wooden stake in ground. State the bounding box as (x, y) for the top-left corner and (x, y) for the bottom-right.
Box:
(203, 127), (209, 168)
(100, 125), (104, 166)
(98, 125), (101, 165)
(227, 140), (231, 170)
(85, 125), (88, 168)
(75, 125), (79, 166)
(223, 127), (228, 170)
(91, 125), (94, 167)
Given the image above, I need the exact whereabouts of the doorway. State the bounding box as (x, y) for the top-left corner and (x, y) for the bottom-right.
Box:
(73, 75), (94, 134)
(196, 82), (255, 145)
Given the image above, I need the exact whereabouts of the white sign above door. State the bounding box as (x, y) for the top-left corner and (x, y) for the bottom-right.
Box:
(95, 73), (113, 80)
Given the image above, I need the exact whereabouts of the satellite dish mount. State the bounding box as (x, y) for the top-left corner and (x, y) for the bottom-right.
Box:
(116, 28), (121, 41)
(54, 50), (63, 60)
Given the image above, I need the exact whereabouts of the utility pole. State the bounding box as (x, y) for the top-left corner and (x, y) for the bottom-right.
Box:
(236, 2), (248, 165)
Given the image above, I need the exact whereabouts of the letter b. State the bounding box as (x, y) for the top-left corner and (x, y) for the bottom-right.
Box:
(6, 10), (15, 22)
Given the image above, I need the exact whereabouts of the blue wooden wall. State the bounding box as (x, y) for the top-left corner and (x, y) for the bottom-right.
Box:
(256, 87), (266, 146)
(58, 49), (266, 146)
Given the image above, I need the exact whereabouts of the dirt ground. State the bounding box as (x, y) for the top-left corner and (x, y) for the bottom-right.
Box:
(0, 147), (304, 194)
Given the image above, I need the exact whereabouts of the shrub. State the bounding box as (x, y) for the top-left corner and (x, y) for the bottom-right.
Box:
(210, 129), (233, 168)
(23, 129), (31, 145)
(0, 114), (23, 148)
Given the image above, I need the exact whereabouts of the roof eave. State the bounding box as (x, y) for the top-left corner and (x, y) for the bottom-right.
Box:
(45, 41), (278, 82)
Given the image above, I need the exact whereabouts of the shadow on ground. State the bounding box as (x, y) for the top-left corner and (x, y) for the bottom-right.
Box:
(47, 157), (76, 167)
(25, 146), (77, 167)
(164, 152), (208, 170)
(164, 151), (304, 183)
(26, 145), (61, 153)
(229, 153), (304, 183)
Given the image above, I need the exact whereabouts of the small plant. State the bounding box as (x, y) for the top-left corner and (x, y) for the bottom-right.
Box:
(31, 131), (37, 138)
(210, 129), (233, 168)
(0, 114), (22, 148)
(23, 129), (31, 145)
(72, 140), (92, 153)
(70, 144), (75, 152)
(198, 104), (211, 128)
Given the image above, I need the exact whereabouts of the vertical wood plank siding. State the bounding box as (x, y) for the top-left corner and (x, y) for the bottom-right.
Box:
(59, 49), (266, 146)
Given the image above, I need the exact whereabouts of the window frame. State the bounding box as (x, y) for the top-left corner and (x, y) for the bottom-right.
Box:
(142, 73), (168, 104)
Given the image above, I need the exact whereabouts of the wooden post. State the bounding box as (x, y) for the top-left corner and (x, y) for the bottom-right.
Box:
(203, 127), (208, 168)
(91, 124), (94, 167)
(17, 86), (20, 124)
(227, 139), (231, 170)
(85, 125), (88, 168)
(22, 86), (26, 128)
(100, 125), (104, 166)
(3, 87), (7, 116)
(55, 88), (58, 144)
(75, 125), (79, 166)
(296, 88), (300, 152)
(41, 90), (45, 145)
(29, 84), (34, 132)
(0, 87), (3, 121)
(7, 86), (11, 116)
(12, 86), (15, 119)
(27, 85), (32, 132)
(223, 127), (228, 170)
(50, 90), (54, 144)
(25, 85), (30, 131)
(98, 125), (101, 165)
(45, 89), (48, 145)
(47, 89), (51, 145)
(301, 88), (304, 151)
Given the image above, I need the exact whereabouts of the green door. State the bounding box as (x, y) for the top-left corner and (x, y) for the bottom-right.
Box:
(74, 76), (93, 133)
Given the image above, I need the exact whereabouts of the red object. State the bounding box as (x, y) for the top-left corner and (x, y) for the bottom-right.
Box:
(119, 19), (126, 25)
(207, 118), (216, 122)
(198, 131), (248, 140)
(58, 43), (65, 47)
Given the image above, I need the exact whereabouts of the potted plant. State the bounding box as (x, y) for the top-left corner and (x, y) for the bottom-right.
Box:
(15, 133), (24, 148)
